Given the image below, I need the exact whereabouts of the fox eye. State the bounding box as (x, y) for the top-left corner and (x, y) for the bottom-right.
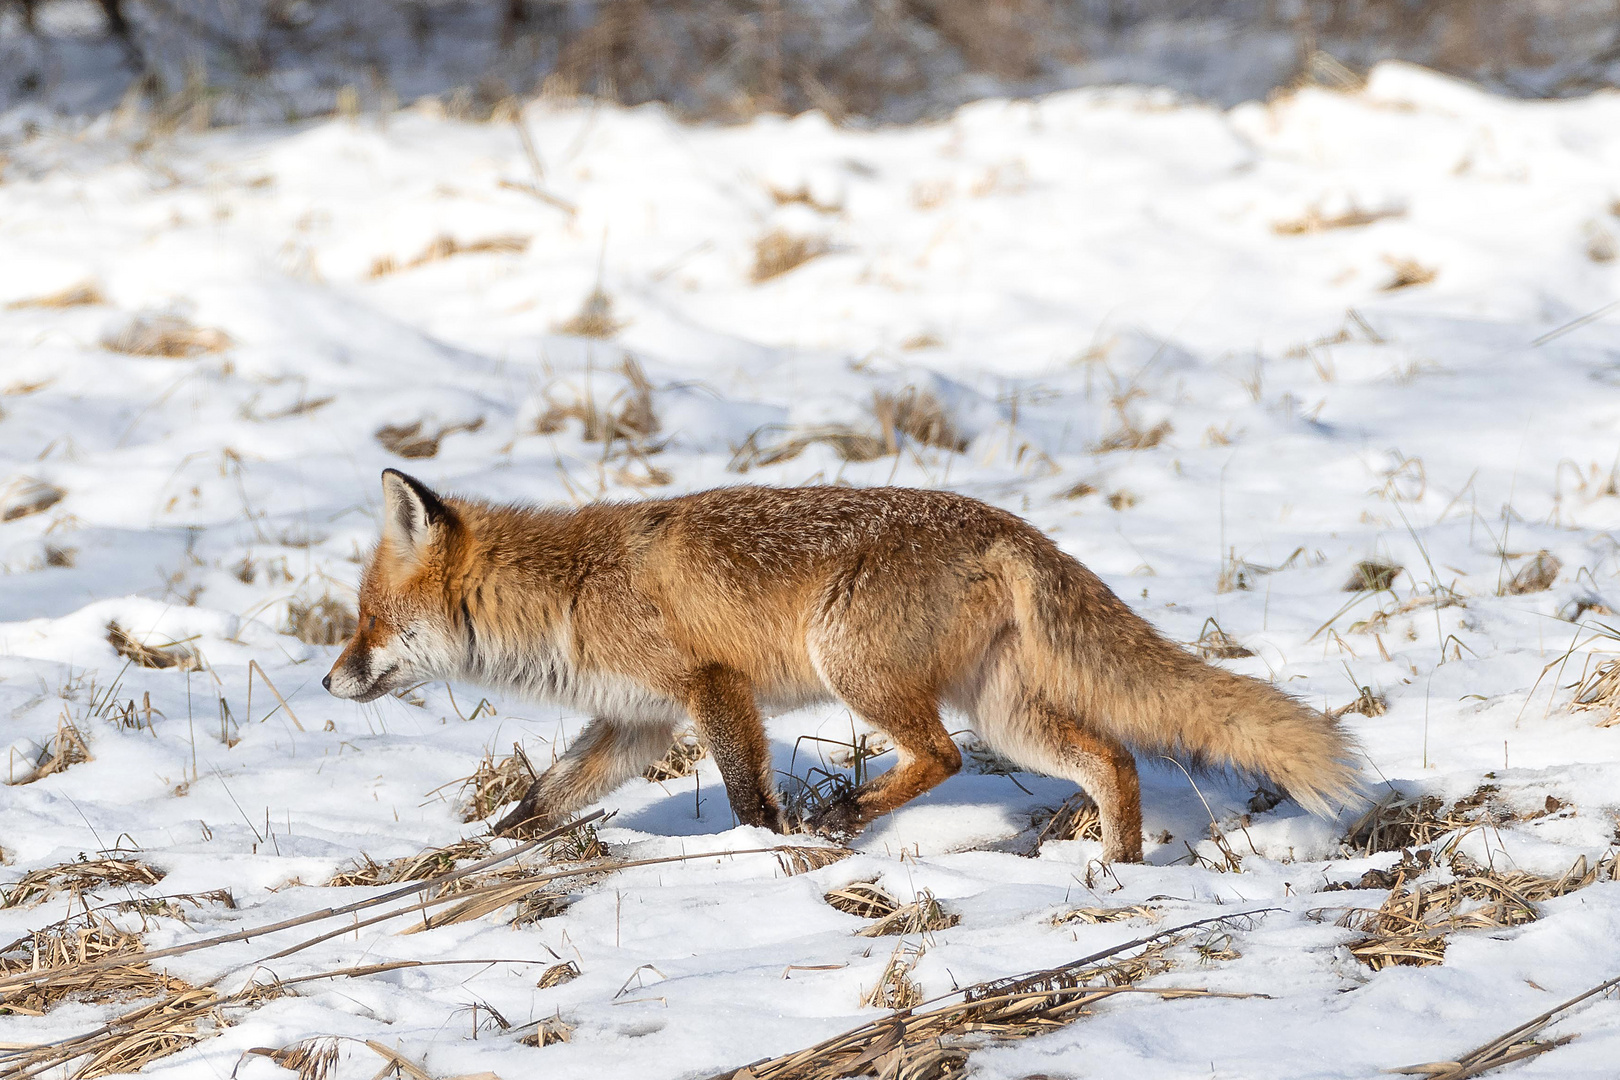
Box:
(367, 616), (377, 632)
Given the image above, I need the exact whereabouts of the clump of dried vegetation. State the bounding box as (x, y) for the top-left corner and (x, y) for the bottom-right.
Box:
(1325, 852), (1616, 970)
(1381, 256), (1437, 291)
(1342, 787), (1510, 856)
(534, 358), (659, 446)
(326, 838), (492, 888)
(1, 477), (65, 522)
(0, 919), (205, 1023)
(107, 622), (200, 671)
(1273, 204), (1403, 235)
(824, 882), (958, 937)
(709, 919), (1235, 1080)
(284, 596), (358, 646)
(554, 287), (626, 338)
(10, 714), (92, 785)
(374, 416), (484, 459)
(1344, 558), (1402, 592)
(1503, 550), (1561, 594)
(1027, 793), (1103, 851)
(729, 386), (965, 471)
(455, 749), (535, 823)
(102, 312), (231, 358)
(643, 735), (708, 781)
(368, 233), (529, 278)
(1573, 658), (1620, 727)
(1194, 618), (1253, 660)
(751, 229), (830, 283)
(2, 858), (164, 909)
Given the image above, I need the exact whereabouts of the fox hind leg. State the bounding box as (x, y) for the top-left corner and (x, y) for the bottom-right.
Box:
(973, 674), (1144, 862)
(494, 717), (674, 836)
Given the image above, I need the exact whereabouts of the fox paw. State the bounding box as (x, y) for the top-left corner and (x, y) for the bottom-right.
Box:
(492, 798), (558, 839)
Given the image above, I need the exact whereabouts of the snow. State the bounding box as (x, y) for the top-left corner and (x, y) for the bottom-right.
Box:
(4, 61), (1620, 1078)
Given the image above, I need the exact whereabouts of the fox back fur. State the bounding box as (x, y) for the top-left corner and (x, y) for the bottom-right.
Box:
(325, 471), (1361, 861)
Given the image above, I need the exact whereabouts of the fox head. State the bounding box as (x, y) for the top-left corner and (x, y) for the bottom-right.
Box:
(324, 470), (465, 702)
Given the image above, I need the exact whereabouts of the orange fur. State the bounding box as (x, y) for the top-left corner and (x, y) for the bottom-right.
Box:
(325, 472), (1362, 861)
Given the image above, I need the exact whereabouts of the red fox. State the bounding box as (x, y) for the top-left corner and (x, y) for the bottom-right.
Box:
(324, 470), (1360, 861)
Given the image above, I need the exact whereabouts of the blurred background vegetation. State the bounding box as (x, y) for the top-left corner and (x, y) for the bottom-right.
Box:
(3, 1), (1619, 126)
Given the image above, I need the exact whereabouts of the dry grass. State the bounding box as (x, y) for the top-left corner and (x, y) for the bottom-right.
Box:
(107, 621), (199, 671)
(284, 596), (358, 646)
(1273, 205), (1402, 235)
(855, 891), (959, 938)
(102, 313), (231, 357)
(10, 714), (92, 785)
(643, 735), (708, 781)
(1328, 685), (1388, 720)
(1095, 417), (1172, 454)
(455, 749), (534, 823)
(1344, 558), (1403, 592)
(872, 388), (969, 453)
(517, 1012), (575, 1046)
(1, 477), (65, 522)
(2, 858), (164, 909)
(1573, 658), (1620, 727)
(1194, 618), (1253, 660)
(1028, 793), (1103, 849)
(860, 939), (926, 1010)
(245, 1038), (340, 1080)
(730, 387), (964, 471)
(1381, 256), (1437, 291)
(1053, 904), (1158, 927)
(825, 881), (900, 919)
(374, 416), (484, 459)
(326, 838), (492, 888)
(709, 923), (1234, 1080)
(0, 920), (194, 1015)
(538, 961), (581, 989)
(751, 229), (828, 283)
(1503, 550), (1561, 594)
(554, 287), (626, 338)
(368, 233), (530, 278)
(534, 358), (659, 445)
(1342, 789), (1504, 856)
(5, 281), (105, 309)
(1333, 854), (1610, 970)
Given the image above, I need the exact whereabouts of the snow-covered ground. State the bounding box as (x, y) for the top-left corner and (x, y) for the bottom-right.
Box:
(4, 61), (1620, 1078)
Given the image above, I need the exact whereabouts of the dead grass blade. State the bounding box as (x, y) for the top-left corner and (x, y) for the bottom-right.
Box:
(706, 908), (1276, 1080)
(1386, 972), (1620, 1080)
(245, 1037), (340, 1080)
(1, 479), (65, 522)
(106, 622), (199, 671)
(1273, 205), (1402, 235)
(5, 282), (105, 309)
(102, 313), (230, 357)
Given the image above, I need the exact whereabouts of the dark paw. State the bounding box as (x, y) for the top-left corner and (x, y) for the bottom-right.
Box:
(493, 797), (557, 838)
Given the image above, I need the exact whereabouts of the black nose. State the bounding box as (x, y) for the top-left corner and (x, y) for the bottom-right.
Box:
(322, 674), (332, 692)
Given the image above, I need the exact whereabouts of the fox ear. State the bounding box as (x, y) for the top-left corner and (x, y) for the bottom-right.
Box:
(380, 469), (452, 556)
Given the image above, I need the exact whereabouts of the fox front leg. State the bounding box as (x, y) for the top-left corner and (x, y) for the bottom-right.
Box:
(493, 718), (674, 836)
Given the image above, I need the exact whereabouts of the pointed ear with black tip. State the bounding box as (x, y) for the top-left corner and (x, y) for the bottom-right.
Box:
(380, 469), (453, 558)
